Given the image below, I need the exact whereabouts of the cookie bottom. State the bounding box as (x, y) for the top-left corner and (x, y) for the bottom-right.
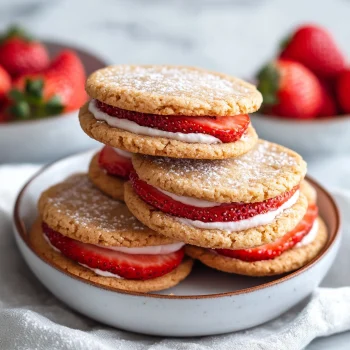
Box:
(88, 152), (125, 201)
(29, 219), (194, 293)
(124, 182), (308, 250)
(185, 217), (327, 276)
(79, 103), (258, 160)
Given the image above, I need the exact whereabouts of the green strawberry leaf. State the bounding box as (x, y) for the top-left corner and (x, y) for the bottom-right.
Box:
(45, 95), (64, 116)
(256, 62), (280, 106)
(0, 25), (33, 43)
(9, 101), (30, 119)
(25, 78), (44, 100)
(8, 89), (24, 102)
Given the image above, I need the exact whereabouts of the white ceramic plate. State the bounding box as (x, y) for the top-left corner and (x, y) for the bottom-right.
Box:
(12, 150), (341, 337)
(251, 113), (350, 160)
(0, 41), (107, 163)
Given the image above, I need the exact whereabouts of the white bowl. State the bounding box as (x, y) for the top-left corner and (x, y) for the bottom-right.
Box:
(251, 113), (350, 160)
(0, 41), (107, 163)
(12, 150), (341, 337)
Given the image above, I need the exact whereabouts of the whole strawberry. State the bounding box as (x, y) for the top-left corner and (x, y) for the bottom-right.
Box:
(280, 24), (346, 79)
(0, 26), (49, 78)
(0, 65), (11, 101)
(257, 59), (323, 119)
(9, 50), (86, 120)
(336, 69), (350, 114)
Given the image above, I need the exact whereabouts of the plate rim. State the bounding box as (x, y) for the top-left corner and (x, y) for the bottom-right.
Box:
(13, 150), (341, 300)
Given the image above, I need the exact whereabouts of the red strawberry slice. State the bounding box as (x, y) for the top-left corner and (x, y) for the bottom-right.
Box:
(96, 100), (250, 143)
(98, 146), (133, 179)
(42, 223), (184, 280)
(216, 204), (318, 262)
(130, 172), (299, 223)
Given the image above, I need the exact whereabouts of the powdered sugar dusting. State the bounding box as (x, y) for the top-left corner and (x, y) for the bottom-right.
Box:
(47, 175), (147, 233)
(93, 65), (254, 101)
(151, 141), (303, 192)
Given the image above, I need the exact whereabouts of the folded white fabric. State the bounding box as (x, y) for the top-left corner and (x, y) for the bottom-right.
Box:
(0, 165), (349, 350)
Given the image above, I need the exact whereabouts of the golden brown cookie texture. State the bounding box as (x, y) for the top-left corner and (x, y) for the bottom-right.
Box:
(29, 219), (193, 293)
(86, 65), (262, 116)
(79, 103), (258, 160)
(38, 174), (177, 247)
(88, 152), (125, 201)
(185, 218), (327, 276)
(132, 140), (307, 203)
(124, 182), (308, 250)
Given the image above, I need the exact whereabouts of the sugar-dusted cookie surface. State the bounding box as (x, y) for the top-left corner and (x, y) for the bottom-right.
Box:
(38, 174), (177, 247)
(88, 152), (125, 201)
(132, 140), (307, 203)
(86, 65), (262, 116)
(185, 217), (327, 276)
(29, 218), (193, 293)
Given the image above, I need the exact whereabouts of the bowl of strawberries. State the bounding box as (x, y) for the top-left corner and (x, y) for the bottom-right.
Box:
(0, 26), (106, 163)
(251, 24), (350, 158)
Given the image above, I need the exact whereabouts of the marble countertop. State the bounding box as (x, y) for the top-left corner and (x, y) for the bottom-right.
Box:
(0, 0), (349, 349)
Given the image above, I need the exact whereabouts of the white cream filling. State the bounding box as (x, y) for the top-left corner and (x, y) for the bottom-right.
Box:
(78, 264), (124, 279)
(112, 147), (132, 159)
(97, 242), (185, 255)
(177, 190), (300, 231)
(157, 187), (222, 208)
(295, 219), (319, 248)
(89, 99), (222, 144)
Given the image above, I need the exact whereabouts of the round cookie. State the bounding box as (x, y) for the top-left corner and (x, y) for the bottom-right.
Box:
(79, 103), (258, 160)
(38, 174), (178, 247)
(29, 218), (193, 293)
(185, 217), (327, 276)
(85, 65), (263, 116)
(124, 182), (308, 249)
(132, 140), (307, 203)
(88, 152), (125, 201)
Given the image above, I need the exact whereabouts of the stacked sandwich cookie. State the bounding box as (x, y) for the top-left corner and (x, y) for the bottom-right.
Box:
(78, 63), (326, 279)
(29, 175), (193, 292)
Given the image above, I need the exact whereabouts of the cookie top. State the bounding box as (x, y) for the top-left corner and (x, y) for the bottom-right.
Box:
(86, 65), (262, 116)
(79, 102), (258, 160)
(132, 140), (307, 203)
(38, 174), (177, 247)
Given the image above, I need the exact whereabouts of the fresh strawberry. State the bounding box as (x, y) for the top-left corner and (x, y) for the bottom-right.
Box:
(8, 50), (86, 120)
(0, 26), (49, 78)
(98, 146), (133, 178)
(42, 223), (184, 280)
(216, 204), (318, 261)
(280, 24), (346, 79)
(130, 172), (299, 222)
(96, 100), (250, 143)
(318, 83), (338, 117)
(257, 59), (323, 119)
(0, 65), (11, 101)
(336, 69), (350, 114)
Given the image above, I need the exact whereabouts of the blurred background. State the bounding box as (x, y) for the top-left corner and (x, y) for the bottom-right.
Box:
(0, 0), (347, 76)
(0, 0), (349, 191)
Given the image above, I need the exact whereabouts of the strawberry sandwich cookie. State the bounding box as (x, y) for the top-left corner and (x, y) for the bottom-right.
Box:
(88, 145), (133, 201)
(124, 140), (308, 250)
(79, 65), (262, 160)
(30, 174), (193, 292)
(186, 181), (328, 276)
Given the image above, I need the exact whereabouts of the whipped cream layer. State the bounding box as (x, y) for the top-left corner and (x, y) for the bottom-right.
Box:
(79, 264), (123, 278)
(113, 147), (133, 159)
(177, 190), (300, 231)
(89, 99), (222, 144)
(296, 219), (319, 248)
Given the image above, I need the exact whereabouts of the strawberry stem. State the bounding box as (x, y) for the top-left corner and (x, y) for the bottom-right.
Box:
(256, 63), (280, 106)
(0, 25), (33, 43)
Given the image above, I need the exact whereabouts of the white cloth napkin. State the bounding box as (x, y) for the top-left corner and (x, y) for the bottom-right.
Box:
(0, 165), (350, 350)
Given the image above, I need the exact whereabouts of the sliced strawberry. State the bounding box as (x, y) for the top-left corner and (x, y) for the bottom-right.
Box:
(98, 146), (133, 179)
(216, 204), (318, 261)
(96, 100), (250, 143)
(42, 223), (184, 280)
(130, 172), (299, 223)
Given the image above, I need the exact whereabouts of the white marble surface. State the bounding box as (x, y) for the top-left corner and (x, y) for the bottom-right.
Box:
(0, 0), (350, 348)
